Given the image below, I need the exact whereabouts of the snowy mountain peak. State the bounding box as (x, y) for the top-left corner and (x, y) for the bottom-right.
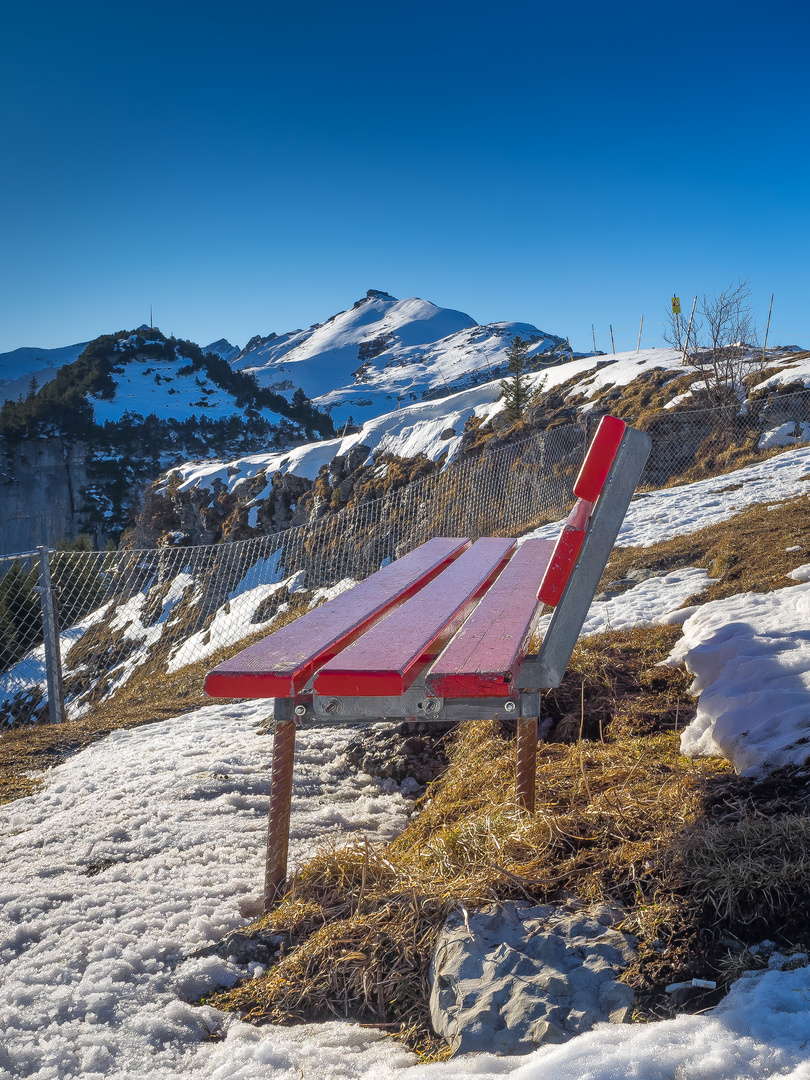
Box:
(203, 338), (241, 362)
(358, 288), (398, 304)
(230, 292), (564, 425)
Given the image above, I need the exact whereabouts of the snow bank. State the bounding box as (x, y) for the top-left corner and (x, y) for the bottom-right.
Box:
(398, 962), (810, 1079)
(667, 582), (810, 775)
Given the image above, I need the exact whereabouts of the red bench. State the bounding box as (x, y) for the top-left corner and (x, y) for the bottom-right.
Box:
(206, 416), (650, 909)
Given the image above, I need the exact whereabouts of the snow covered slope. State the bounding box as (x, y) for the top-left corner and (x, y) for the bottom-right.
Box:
(170, 348), (685, 499)
(91, 333), (272, 425)
(0, 341), (88, 403)
(232, 289), (567, 425)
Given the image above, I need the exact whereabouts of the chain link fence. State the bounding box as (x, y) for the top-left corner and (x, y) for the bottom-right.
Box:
(3, 385), (810, 729)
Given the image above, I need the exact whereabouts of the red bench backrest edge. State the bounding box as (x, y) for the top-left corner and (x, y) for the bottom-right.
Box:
(573, 415), (626, 502)
(537, 415), (627, 607)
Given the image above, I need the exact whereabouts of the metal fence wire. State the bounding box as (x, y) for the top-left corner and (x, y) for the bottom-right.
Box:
(3, 385), (810, 728)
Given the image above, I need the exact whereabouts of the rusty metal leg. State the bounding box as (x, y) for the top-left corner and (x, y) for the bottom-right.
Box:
(264, 705), (297, 911)
(515, 715), (538, 813)
(515, 716), (537, 811)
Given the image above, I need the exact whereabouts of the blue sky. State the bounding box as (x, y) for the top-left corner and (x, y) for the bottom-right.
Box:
(1, 0), (808, 355)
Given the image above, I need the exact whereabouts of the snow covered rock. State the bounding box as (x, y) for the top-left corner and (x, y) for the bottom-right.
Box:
(667, 583), (810, 775)
(429, 903), (636, 1056)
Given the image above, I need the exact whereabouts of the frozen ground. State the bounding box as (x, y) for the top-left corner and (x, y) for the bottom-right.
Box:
(2, 701), (809, 1078)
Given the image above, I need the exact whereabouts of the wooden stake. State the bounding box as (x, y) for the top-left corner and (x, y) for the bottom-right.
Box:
(681, 296), (697, 366)
(637, 314), (644, 352)
(609, 324), (615, 355)
(761, 293), (774, 364)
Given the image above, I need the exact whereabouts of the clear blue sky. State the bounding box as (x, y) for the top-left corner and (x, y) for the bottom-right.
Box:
(2, 0), (808, 355)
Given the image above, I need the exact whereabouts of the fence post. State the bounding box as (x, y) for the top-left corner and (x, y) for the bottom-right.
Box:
(37, 546), (65, 725)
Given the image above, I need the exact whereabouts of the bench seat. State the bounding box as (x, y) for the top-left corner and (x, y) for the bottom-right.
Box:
(204, 536), (469, 699)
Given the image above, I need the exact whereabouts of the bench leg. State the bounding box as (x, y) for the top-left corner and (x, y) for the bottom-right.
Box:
(515, 716), (538, 812)
(264, 708), (297, 912)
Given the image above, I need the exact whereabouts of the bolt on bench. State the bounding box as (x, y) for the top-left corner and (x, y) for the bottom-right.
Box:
(205, 417), (651, 910)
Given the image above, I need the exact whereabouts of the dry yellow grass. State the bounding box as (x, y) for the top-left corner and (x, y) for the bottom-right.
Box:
(602, 493), (810, 608)
(212, 705), (735, 1048)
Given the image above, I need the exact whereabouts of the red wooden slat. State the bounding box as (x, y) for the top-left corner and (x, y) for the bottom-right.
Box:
(313, 537), (516, 697)
(204, 537), (470, 699)
(573, 415), (626, 502)
(537, 498), (593, 607)
(426, 538), (555, 697)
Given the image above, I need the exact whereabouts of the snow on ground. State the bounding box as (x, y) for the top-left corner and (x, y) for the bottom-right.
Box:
(0, 604), (112, 725)
(561, 348), (684, 410)
(748, 349), (810, 393)
(167, 344), (810, 506)
(8, 371), (810, 1074)
(666, 582), (810, 776)
(2, 701), (809, 1079)
(534, 568), (712, 640)
(0, 341), (88, 402)
(527, 444), (810, 549)
(166, 574), (356, 674)
(91, 345), (282, 426)
(207, 960), (810, 1080)
(0, 701), (411, 1079)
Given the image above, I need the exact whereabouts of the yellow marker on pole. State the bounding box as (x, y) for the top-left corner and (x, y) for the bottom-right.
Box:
(671, 296), (681, 315)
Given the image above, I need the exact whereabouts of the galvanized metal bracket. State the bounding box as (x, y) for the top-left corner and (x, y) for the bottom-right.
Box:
(517, 426), (651, 690)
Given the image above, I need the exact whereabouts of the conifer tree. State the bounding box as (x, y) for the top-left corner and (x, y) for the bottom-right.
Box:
(499, 334), (532, 422)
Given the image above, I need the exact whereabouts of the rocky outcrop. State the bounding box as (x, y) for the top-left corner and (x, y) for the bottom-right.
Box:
(430, 902), (636, 1055)
(137, 444), (440, 547)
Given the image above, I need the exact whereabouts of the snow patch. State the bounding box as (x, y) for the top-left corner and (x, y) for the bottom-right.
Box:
(667, 583), (810, 775)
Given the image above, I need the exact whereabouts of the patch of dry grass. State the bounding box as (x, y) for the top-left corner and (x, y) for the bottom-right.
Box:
(673, 815), (810, 932)
(212, 702), (736, 1047)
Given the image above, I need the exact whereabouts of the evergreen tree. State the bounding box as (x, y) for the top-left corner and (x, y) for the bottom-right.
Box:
(26, 375), (39, 400)
(499, 334), (532, 422)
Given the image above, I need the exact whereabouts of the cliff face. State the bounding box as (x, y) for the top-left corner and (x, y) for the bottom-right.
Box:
(0, 438), (93, 555)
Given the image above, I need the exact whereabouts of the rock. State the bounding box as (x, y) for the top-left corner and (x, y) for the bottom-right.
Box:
(430, 902), (636, 1056)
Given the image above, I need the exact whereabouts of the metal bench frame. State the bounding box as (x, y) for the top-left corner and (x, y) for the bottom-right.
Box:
(206, 421), (651, 910)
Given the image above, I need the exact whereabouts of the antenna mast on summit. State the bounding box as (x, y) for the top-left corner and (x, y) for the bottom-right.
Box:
(150, 305), (153, 329)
